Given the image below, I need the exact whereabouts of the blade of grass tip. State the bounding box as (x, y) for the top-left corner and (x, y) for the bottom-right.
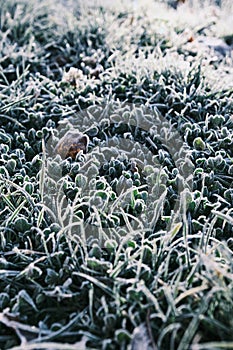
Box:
(3, 178), (36, 212)
(39, 138), (46, 203)
(34, 227), (52, 265)
(31, 309), (88, 343)
(1, 193), (16, 212)
(0, 68), (10, 86)
(182, 190), (191, 268)
(138, 281), (166, 322)
(88, 205), (106, 245)
(168, 222), (183, 240)
(64, 210), (87, 260)
(110, 184), (147, 211)
(149, 190), (167, 231)
(161, 282), (178, 317)
(111, 229), (146, 278)
(36, 204), (45, 228)
(119, 206), (144, 231)
(204, 215), (218, 254)
(56, 190), (68, 227)
(56, 221), (88, 263)
(57, 221), (85, 239)
(0, 114), (26, 129)
(73, 272), (113, 297)
(36, 203), (57, 224)
(0, 229), (6, 249)
(0, 95), (34, 113)
(4, 342), (89, 350)
(80, 219), (88, 261)
(211, 210), (233, 226)
(174, 284), (209, 306)
(65, 223), (85, 264)
(89, 283), (94, 323)
(191, 342), (233, 350)
(110, 242), (130, 278)
(113, 230), (143, 270)
(4, 199), (27, 226)
(14, 64), (30, 86)
(135, 232), (146, 281)
(209, 237), (233, 256)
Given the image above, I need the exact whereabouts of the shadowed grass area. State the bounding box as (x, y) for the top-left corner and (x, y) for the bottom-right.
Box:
(0, 0), (233, 349)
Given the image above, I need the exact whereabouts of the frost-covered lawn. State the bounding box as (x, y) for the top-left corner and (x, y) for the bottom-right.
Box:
(0, 0), (233, 349)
